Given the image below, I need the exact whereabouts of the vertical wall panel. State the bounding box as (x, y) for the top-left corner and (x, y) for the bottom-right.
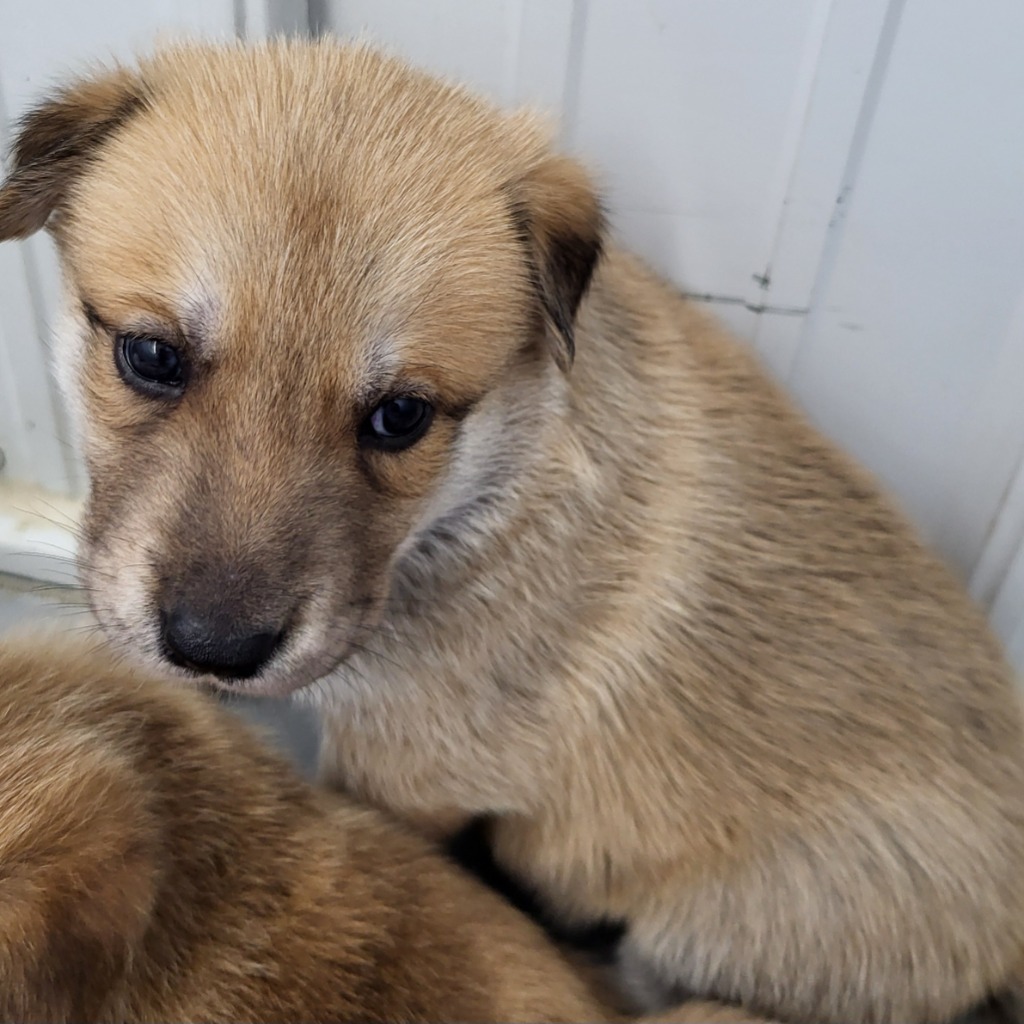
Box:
(750, 0), (896, 377)
(567, 0), (829, 335)
(785, 0), (1024, 563)
(321, 0), (576, 109)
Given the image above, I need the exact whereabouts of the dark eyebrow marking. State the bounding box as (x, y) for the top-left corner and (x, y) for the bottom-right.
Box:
(79, 296), (185, 345)
(443, 395), (484, 422)
(82, 300), (107, 330)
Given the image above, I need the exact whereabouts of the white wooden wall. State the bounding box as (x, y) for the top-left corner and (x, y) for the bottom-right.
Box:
(2, 0), (1024, 669)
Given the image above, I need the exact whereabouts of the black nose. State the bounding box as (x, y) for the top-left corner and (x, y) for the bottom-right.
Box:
(160, 607), (285, 679)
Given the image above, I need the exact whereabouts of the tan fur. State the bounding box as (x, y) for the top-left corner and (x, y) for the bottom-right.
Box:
(0, 633), (619, 1023)
(2, 37), (1023, 1024)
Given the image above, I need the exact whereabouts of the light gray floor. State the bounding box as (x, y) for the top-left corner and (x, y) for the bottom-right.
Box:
(0, 573), (320, 778)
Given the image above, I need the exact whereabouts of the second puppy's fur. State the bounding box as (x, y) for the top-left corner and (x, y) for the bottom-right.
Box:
(2, 39), (1024, 1024)
(0, 636), (615, 1024)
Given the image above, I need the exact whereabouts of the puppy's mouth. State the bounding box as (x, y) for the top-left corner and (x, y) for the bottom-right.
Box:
(179, 639), (363, 699)
(142, 639), (359, 702)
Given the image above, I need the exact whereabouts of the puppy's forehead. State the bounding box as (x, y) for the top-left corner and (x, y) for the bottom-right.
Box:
(65, 42), (545, 382)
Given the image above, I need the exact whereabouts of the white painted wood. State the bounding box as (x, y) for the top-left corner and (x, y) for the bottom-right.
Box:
(509, 1), (579, 112)
(939, 286), (1024, 581)
(786, 0), (1024, 569)
(971, 454), (1024, 612)
(239, 0), (311, 39)
(0, 220), (76, 496)
(751, 0), (896, 376)
(567, 1), (842, 316)
(989, 511), (1024, 674)
(320, 0), (575, 109)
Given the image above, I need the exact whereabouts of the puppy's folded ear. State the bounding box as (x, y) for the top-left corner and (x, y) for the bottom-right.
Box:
(0, 67), (145, 240)
(508, 155), (604, 372)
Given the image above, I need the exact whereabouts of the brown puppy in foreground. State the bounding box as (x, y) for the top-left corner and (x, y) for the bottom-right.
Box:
(1, 38), (1023, 1024)
(0, 634), (630, 1024)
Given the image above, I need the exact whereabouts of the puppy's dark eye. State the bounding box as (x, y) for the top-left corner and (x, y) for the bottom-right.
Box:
(115, 334), (186, 396)
(360, 397), (434, 451)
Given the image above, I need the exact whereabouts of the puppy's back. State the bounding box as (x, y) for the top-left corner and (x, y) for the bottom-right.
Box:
(0, 636), (610, 1023)
(0, 648), (161, 1023)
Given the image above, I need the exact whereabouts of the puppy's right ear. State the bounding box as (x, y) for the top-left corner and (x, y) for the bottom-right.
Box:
(508, 153), (604, 373)
(0, 67), (145, 240)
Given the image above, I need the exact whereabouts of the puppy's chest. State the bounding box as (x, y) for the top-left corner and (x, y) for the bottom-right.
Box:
(320, 653), (553, 813)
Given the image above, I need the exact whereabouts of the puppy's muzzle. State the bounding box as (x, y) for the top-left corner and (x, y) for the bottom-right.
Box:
(156, 560), (296, 680)
(160, 606), (286, 680)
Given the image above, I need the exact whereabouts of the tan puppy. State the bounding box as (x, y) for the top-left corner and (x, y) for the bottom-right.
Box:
(1, 38), (1023, 1024)
(0, 633), (624, 1023)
